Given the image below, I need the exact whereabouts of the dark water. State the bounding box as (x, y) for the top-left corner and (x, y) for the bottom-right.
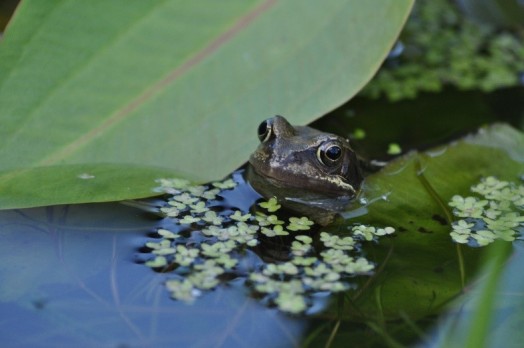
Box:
(313, 87), (524, 161)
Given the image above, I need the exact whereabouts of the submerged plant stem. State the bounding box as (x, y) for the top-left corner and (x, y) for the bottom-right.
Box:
(456, 244), (466, 290)
(415, 156), (466, 289)
(365, 321), (405, 348)
(324, 320), (340, 348)
(414, 156), (453, 223)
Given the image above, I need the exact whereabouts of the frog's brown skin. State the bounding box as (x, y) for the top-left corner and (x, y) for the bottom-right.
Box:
(247, 115), (363, 225)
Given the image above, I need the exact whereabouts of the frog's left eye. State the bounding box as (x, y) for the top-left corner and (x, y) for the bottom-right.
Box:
(257, 119), (273, 143)
(317, 143), (342, 166)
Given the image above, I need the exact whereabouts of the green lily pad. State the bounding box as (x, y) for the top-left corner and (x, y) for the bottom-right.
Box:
(317, 124), (523, 326)
(0, 0), (414, 209)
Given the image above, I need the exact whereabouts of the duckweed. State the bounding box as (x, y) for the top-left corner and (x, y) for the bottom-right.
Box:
(448, 177), (524, 246)
(361, 0), (524, 101)
(260, 225), (289, 237)
(144, 174), (396, 314)
(288, 217), (315, 231)
(258, 197), (281, 212)
(255, 213), (285, 226)
(387, 143), (402, 155)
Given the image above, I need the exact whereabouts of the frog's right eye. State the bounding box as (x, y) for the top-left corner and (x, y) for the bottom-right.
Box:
(257, 119), (273, 143)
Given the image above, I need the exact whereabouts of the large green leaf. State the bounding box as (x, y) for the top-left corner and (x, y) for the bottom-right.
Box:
(0, 0), (413, 209)
(0, 164), (181, 209)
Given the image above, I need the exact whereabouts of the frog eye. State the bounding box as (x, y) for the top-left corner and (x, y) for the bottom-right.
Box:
(257, 119), (273, 143)
(317, 143), (342, 165)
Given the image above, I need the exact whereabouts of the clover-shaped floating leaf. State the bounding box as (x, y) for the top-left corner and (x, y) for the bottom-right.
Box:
(288, 217), (314, 231)
(449, 195), (488, 218)
(190, 201), (208, 214)
(351, 225), (377, 241)
(260, 225), (289, 237)
(321, 249), (353, 267)
(471, 230), (497, 246)
(291, 240), (312, 256)
(320, 232), (356, 250)
(188, 272), (221, 290)
(168, 200), (188, 210)
(191, 261), (226, 289)
(236, 222), (259, 235)
(230, 210), (252, 222)
(173, 193), (200, 205)
(258, 197), (281, 212)
(166, 279), (198, 303)
(255, 213), (284, 226)
(343, 257), (374, 274)
(275, 292), (308, 314)
(291, 256), (318, 266)
(212, 178), (237, 190)
(158, 228), (179, 239)
(201, 241), (236, 258)
(448, 177), (523, 246)
(450, 231), (470, 244)
(303, 272), (344, 291)
(304, 262), (331, 277)
(153, 247), (176, 256)
(146, 239), (172, 250)
(452, 220), (474, 234)
(471, 176), (509, 196)
(201, 188), (221, 200)
(156, 178), (191, 192)
(227, 223), (259, 246)
(179, 215), (201, 225)
(187, 185), (207, 197)
(264, 262), (300, 276)
(375, 226), (396, 236)
(201, 225), (224, 238)
(145, 255), (168, 268)
(201, 211), (223, 225)
(214, 254), (238, 268)
(295, 235), (313, 244)
(174, 245), (200, 267)
(160, 206), (181, 217)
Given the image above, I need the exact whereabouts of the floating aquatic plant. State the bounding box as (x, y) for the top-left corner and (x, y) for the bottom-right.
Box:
(259, 197), (281, 212)
(143, 173), (396, 314)
(449, 177), (524, 246)
(361, 0), (524, 101)
(288, 216), (315, 231)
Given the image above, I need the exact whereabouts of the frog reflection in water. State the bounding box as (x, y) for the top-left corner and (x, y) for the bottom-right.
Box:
(247, 115), (363, 225)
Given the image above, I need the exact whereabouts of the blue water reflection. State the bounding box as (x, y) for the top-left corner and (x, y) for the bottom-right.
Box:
(0, 203), (306, 347)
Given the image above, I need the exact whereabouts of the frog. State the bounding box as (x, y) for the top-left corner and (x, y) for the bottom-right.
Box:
(247, 115), (364, 225)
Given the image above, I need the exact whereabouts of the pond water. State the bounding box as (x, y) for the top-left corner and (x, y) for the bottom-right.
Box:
(0, 203), (307, 347)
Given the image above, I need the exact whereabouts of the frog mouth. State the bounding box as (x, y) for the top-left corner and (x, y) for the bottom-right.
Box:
(247, 164), (356, 197)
